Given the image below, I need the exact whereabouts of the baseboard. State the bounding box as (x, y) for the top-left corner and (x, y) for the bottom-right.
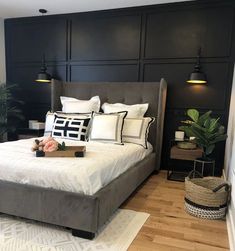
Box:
(223, 169), (227, 179)
(227, 207), (235, 251)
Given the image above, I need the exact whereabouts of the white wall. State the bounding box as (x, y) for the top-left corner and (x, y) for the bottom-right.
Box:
(0, 17), (6, 83)
(224, 64), (235, 251)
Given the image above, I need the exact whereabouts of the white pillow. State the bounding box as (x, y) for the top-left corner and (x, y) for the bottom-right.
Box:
(89, 111), (127, 144)
(61, 96), (101, 113)
(102, 102), (148, 118)
(44, 111), (55, 136)
(122, 117), (155, 148)
(44, 111), (91, 137)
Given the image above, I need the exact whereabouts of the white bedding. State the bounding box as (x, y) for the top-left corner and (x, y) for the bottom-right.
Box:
(0, 138), (152, 195)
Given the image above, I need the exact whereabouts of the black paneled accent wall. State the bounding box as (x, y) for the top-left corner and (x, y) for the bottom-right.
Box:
(5, 0), (235, 175)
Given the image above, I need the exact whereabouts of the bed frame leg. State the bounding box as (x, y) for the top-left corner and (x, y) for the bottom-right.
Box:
(71, 229), (95, 240)
(153, 170), (159, 175)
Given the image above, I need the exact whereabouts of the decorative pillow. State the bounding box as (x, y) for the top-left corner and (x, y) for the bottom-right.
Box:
(52, 115), (91, 141)
(61, 96), (101, 113)
(89, 111), (127, 144)
(122, 117), (155, 148)
(44, 111), (55, 136)
(44, 111), (91, 137)
(101, 102), (149, 118)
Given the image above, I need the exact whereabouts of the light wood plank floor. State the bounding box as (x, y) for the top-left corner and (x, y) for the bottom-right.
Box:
(122, 171), (229, 251)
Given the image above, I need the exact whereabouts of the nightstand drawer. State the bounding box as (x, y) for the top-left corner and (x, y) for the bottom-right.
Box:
(170, 146), (203, 161)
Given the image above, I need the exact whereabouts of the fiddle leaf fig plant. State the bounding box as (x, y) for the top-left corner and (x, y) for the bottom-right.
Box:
(0, 83), (24, 141)
(179, 109), (227, 159)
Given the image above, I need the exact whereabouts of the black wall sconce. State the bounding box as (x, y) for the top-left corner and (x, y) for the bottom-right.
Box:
(35, 54), (51, 83)
(187, 48), (207, 84)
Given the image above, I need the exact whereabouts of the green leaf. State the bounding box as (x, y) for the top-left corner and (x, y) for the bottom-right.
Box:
(0, 83), (24, 138)
(187, 109), (199, 122)
(218, 126), (225, 134)
(203, 118), (211, 129)
(198, 111), (212, 125)
(208, 118), (220, 133)
(178, 126), (194, 137)
(210, 134), (227, 144)
(205, 144), (215, 156)
(179, 108), (227, 156)
(191, 123), (207, 133)
(58, 141), (66, 151)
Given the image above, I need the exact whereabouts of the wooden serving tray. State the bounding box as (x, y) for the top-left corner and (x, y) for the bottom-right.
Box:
(36, 146), (86, 157)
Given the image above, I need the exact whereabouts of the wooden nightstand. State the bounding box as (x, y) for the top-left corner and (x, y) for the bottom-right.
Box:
(167, 140), (203, 181)
(17, 128), (44, 140)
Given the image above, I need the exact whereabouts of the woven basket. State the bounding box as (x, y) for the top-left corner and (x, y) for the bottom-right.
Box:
(185, 170), (231, 219)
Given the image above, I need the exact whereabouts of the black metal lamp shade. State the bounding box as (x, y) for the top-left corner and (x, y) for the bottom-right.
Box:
(36, 71), (51, 83)
(35, 54), (51, 83)
(187, 71), (207, 84)
(187, 48), (207, 84)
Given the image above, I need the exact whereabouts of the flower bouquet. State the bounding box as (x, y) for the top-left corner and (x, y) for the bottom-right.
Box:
(32, 136), (86, 158)
(31, 136), (66, 153)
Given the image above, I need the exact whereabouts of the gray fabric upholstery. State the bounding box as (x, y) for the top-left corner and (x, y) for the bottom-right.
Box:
(51, 79), (167, 170)
(0, 181), (99, 232)
(0, 153), (155, 234)
(96, 153), (156, 228)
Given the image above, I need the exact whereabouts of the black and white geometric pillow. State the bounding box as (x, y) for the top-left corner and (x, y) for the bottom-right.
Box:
(52, 116), (90, 141)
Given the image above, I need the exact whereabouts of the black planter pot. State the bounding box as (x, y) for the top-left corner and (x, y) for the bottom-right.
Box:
(194, 156), (216, 177)
(196, 156), (214, 162)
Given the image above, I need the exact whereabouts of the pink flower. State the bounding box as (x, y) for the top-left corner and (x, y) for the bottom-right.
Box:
(42, 136), (54, 145)
(43, 140), (58, 152)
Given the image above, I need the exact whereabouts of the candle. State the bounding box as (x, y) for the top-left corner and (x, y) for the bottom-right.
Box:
(175, 131), (185, 140)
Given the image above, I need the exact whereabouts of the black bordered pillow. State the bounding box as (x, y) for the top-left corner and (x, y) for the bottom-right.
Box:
(89, 111), (127, 144)
(52, 115), (91, 141)
(122, 117), (155, 148)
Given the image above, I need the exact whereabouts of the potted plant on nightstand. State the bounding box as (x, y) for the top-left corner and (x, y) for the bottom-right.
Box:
(0, 83), (24, 142)
(179, 109), (227, 161)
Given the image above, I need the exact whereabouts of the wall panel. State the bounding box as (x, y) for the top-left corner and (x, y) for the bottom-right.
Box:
(70, 64), (139, 81)
(71, 14), (141, 61)
(145, 6), (233, 59)
(7, 18), (67, 62)
(144, 62), (230, 110)
(4, 0), (235, 174)
(145, 9), (205, 59)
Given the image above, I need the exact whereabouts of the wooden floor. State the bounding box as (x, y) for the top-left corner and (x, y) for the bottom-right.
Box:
(122, 171), (229, 251)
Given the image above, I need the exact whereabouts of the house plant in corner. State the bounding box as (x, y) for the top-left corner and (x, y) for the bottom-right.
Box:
(181, 109), (230, 220)
(0, 83), (24, 142)
(179, 109), (227, 161)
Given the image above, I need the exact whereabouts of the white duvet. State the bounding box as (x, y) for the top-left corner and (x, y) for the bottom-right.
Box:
(0, 139), (152, 195)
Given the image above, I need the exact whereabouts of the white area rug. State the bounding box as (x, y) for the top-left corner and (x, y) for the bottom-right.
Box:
(0, 209), (149, 251)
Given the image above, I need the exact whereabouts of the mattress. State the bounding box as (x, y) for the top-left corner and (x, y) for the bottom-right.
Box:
(0, 138), (152, 195)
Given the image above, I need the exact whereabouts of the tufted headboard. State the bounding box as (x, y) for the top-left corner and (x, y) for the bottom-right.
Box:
(51, 79), (167, 170)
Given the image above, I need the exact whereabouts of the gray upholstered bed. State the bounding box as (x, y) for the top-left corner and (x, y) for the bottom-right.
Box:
(0, 79), (167, 239)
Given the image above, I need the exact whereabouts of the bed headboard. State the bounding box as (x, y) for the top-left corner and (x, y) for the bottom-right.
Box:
(51, 79), (167, 170)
